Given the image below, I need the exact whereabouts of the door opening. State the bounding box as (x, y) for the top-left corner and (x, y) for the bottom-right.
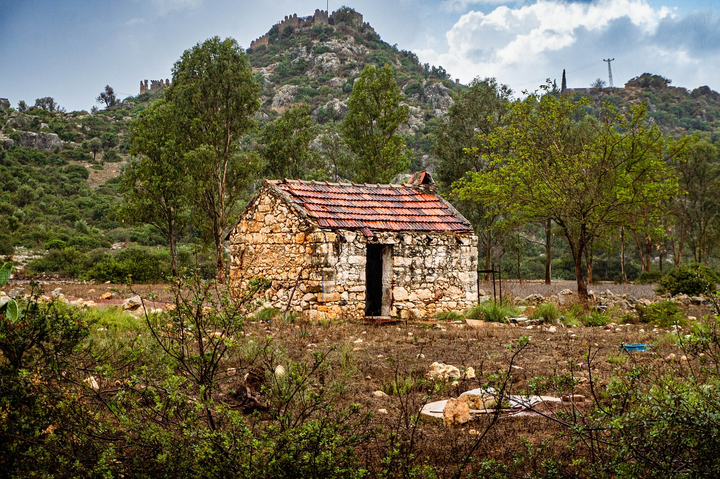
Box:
(365, 244), (392, 316)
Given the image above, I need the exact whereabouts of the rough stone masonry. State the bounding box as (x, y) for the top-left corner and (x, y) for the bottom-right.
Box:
(227, 174), (478, 320)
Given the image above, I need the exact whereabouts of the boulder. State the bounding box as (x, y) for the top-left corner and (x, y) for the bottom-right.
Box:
(122, 295), (142, 311)
(428, 362), (461, 380)
(15, 130), (63, 150)
(443, 397), (470, 426)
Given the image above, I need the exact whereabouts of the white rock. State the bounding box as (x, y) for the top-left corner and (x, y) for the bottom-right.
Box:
(373, 390), (388, 398)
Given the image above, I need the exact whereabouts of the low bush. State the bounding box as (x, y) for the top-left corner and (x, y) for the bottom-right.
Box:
(86, 247), (168, 283)
(464, 301), (519, 322)
(531, 302), (561, 323)
(657, 263), (720, 296)
(637, 299), (685, 327)
(636, 270), (662, 284)
(582, 310), (610, 327)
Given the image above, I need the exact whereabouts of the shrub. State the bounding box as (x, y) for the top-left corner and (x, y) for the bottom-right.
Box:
(531, 302), (561, 323)
(657, 263), (720, 296)
(44, 238), (67, 250)
(637, 300), (685, 327)
(464, 301), (519, 322)
(636, 270), (662, 284)
(582, 310), (610, 327)
(86, 247), (168, 283)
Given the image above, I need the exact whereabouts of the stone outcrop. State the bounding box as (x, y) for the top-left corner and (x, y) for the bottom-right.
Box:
(14, 130), (63, 150)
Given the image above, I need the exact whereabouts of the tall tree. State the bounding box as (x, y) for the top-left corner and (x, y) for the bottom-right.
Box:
(123, 99), (188, 276)
(168, 36), (260, 280)
(674, 140), (720, 264)
(455, 92), (684, 297)
(433, 78), (512, 279)
(341, 64), (409, 183)
(561, 69), (567, 93)
(260, 104), (318, 179)
(96, 85), (118, 108)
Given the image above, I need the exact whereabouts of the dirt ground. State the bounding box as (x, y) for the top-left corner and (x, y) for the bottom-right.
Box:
(2, 278), (707, 471)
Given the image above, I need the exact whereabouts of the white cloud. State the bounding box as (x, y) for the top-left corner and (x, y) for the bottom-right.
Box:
(125, 18), (146, 26)
(418, 0), (684, 91)
(152, 0), (203, 15)
(442, 0), (509, 12)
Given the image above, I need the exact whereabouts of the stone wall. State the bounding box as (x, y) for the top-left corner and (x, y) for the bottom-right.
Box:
(228, 185), (479, 320)
(139, 79), (171, 95)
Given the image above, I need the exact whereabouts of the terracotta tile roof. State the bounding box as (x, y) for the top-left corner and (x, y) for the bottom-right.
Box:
(268, 179), (473, 234)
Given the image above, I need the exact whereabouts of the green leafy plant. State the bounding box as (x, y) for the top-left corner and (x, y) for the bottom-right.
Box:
(657, 263), (720, 296)
(435, 310), (464, 321)
(464, 301), (519, 322)
(637, 299), (685, 327)
(531, 302), (561, 323)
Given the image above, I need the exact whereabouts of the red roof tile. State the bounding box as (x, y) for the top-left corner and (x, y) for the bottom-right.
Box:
(270, 179), (472, 234)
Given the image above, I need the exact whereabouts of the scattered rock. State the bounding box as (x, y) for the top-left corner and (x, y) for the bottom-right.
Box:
(428, 362), (461, 380)
(99, 292), (113, 300)
(274, 365), (286, 377)
(83, 376), (100, 391)
(377, 408), (388, 414)
(122, 295), (142, 311)
(443, 397), (470, 426)
(561, 394), (585, 403)
(373, 390), (388, 398)
(666, 353), (676, 361)
(463, 367), (476, 380)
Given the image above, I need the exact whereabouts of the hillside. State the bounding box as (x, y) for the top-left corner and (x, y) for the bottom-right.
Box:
(569, 73), (720, 141)
(3, 8), (720, 281)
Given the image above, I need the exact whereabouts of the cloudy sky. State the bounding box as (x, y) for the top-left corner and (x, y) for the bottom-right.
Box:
(1, 0), (718, 111)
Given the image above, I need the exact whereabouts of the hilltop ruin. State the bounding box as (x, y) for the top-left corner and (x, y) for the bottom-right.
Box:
(250, 8), (374, 49)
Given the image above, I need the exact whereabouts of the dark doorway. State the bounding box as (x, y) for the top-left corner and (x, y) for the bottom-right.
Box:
(365, 244), (392, 317)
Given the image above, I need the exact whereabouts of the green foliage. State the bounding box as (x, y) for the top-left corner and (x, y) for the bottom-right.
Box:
(341, 64), (409, 183)
(582, 310), (610, 327)
(455, 89), (685, 296)
(657, 263), (719, 296)
(254, 306), (281, 321)
(168, 36), (260, 278)
(86, 247), (169, 283)
(464, 301), (519, 322)
(531, 302), (561, 323)
(637, 299), (685, 327)
(260, 103), (320, 179)
(636, 270), (662, 284)
(435, 310), (464, 321)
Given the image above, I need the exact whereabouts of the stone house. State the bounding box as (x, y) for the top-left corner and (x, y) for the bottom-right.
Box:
(227, 171), (478, 320)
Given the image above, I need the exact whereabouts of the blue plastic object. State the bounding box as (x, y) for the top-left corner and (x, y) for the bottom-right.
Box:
(621, 343), (651, 352)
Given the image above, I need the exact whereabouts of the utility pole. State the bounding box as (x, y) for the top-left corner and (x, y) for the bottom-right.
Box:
(603, 58), (615, 88)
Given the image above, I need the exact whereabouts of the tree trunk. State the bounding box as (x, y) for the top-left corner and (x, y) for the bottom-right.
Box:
(584, 245), (593, 286)
(572, 245), (588, 298)
(544, 219), (552, 284)
(168, 217), (178, 277)
(620, 226), (627, 283)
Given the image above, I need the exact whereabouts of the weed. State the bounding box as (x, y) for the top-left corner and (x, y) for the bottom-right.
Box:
(531, 303), (561, 323)
(637, 300), (686, 327)
(607, 352), (628, 365)
(255, 307), (281, 322)
(464, 302), (520, 322)
(582, 311), (610, 327)
(435, 310), (464, 321)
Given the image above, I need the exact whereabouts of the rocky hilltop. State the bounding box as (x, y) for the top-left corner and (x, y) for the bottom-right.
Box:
(245, 7), (461, 146)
